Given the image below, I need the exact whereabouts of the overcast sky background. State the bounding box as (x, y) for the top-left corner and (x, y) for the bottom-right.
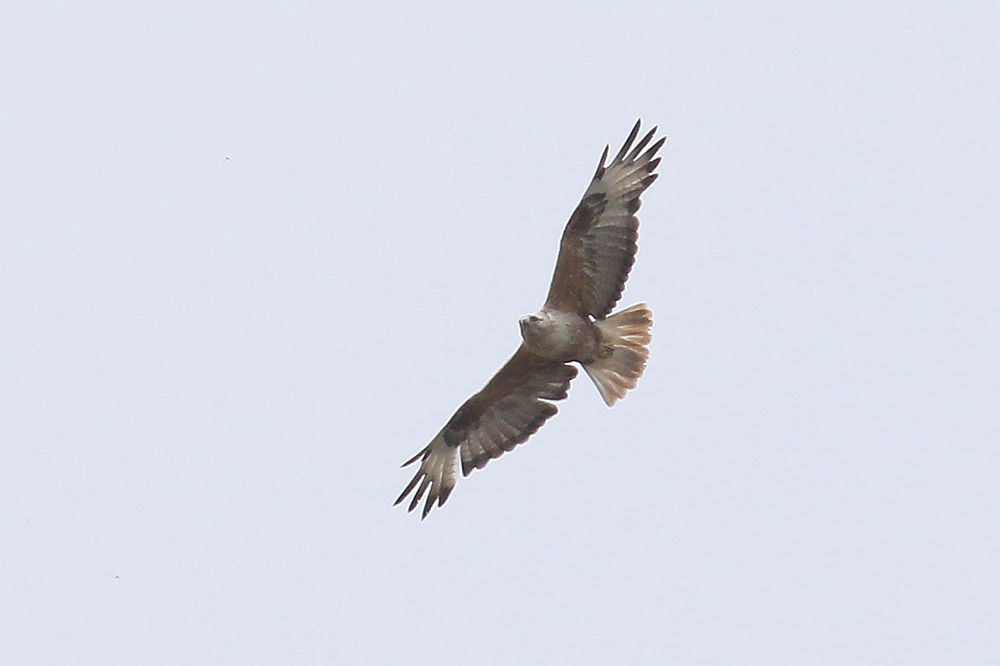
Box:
(3, 1), (998, 664)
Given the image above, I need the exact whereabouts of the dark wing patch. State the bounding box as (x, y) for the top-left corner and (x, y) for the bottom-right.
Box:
(394, 346), (577, 519)
(545, 120), (665, 319)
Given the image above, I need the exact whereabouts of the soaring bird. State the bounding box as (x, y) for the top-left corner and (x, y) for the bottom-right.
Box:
(395, 120), (665, 518)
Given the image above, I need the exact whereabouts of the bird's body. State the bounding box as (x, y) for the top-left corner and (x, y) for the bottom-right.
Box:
(395, 121), (665, 518)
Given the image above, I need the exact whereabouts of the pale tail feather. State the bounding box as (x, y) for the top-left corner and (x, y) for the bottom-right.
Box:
(583, 303), (652, 406)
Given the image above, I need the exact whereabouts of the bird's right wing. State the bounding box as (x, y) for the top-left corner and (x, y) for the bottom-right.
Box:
(395, 346), (577, 519)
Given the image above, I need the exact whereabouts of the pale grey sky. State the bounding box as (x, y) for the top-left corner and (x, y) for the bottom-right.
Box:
(3, 1), (998, 664)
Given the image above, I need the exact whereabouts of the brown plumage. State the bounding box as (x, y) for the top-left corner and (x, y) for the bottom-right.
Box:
(395, 120), (665, 518)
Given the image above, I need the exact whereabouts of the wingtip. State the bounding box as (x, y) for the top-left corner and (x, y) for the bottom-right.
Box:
(648, 135), (667, 157)
(612, 121), (643, 164)
(401, 446), (427, 468)
(593, 144), (610, 179)
(421, 494), (436, 519)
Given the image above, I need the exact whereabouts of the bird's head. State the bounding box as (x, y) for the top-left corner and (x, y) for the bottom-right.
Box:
(518, 312), (549, 342)
(519, 312), (545, 329)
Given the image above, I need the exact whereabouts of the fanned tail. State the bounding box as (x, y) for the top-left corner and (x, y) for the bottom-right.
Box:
(582, 303), (652, 406)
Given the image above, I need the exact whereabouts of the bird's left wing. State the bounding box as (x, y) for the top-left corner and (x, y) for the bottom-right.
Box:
(395, 346), (577, 518)
(544, 120), (665, 319)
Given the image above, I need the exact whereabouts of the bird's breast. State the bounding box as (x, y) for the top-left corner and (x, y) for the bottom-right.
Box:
(520, 311), (597, 363)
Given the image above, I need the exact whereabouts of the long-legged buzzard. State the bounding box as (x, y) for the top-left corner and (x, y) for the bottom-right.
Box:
(396, 121), (665, 518)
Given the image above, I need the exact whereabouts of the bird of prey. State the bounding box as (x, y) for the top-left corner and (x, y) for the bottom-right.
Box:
(395, 120), (665, 518)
